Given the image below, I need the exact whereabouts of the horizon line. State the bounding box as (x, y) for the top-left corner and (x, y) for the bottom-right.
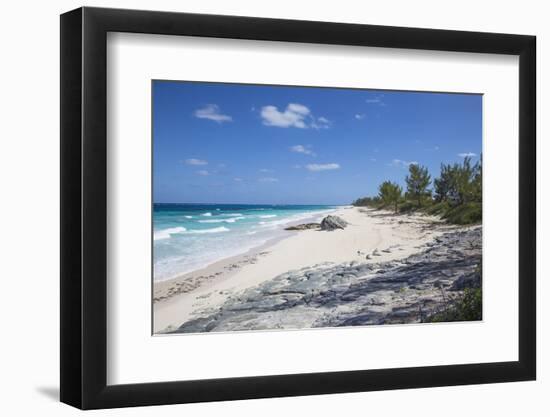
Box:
(153, 202), (350, 206)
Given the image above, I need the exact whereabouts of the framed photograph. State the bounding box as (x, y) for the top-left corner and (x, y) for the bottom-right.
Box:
(60, 7), (536, 409)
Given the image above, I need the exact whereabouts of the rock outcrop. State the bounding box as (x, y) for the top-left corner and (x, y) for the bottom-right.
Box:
(169, 227), (482, 333)
(285, 223), (320, 231)
(450, 270), (481, 290)
(320, 215), (348, 231)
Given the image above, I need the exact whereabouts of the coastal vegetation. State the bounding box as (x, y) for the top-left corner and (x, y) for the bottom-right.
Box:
(426, 287), (482, 322)
(377, 181), (402, 213)
(426, 263), (482, 323)
(353, 157), (482, 225)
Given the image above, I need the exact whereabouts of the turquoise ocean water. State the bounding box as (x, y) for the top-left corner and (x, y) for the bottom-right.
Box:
(153, 204), (337, 282)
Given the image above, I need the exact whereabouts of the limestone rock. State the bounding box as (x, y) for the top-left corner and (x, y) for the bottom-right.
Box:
(285, 223), (320, 231)
(320, 215), (348, 231)
(169, 226), (482, 333)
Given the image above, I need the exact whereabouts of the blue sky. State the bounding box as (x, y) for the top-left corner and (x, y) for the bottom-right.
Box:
(153, 81), (482, 205)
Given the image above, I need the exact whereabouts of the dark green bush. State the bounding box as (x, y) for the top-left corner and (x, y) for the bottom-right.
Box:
(352, 196), (385, 208)
(427, 287), (482, 323)
(442, 202), (482, 225)
(397, 200), (416, 213)
(423, 201), (451, 216)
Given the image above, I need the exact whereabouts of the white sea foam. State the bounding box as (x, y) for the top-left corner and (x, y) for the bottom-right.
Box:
(153, 207), (338, 281)
(154, 234), (269, 281)
(186, 226), (230, 234)
(258, 210), (333, 230)
(153, 226), (187, 241)
(198, 217), (245, 224)
(184, 215), (193, 219)
(259, 214), (277, 219)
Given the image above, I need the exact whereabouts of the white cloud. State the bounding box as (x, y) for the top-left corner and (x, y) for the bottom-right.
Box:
(390, 159), (418, 168)
(259, 168), (273, 173)
(311, 116), (331, 130)
(355, 114), (366, 120)
(458, 152), (477, 158)
(260, 103), (330, 129)
(365, 94), (385, 106)
(233, 177), (243, 182)
(194, 104), (232, 123)
(258, 177), (279, 183)
(306, 163), (340, 172)
(290, 144), (316, 156)
(260, 103), (309, 128)
(196, 170), (210, 176)
(370, 158), (377, 162)
(185, 158), (208, 166)
(287, 103), (310, 114)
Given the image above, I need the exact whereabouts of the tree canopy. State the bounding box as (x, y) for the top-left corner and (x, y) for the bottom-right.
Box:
(378, 181), (402, 213)
(405, 164), (431, 207)
(434, 157), (481, 205)
(352, 156), (482, 225)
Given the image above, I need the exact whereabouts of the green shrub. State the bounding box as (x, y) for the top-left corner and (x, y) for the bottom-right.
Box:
(378, 181), (403, 213)
(428, 287), (482, 322)
(405, 164), (432, 207)
(443, 202), (482, 225)
(397, 200), (416, 213)
(424, 201), (451, 216)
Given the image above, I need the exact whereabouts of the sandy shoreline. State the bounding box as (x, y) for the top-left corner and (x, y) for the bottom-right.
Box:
(153, 208), (336, 302)
(154, 206), (456, 333)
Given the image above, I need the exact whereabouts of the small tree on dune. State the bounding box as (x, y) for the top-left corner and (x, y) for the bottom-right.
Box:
(405, 164), (431, 207)
(471, 154), (482, 203)
(445, 157), (478, 205)
(433, 156), (482, 207)
(378, 181), (402, 213)
(434, 163), (453, 202)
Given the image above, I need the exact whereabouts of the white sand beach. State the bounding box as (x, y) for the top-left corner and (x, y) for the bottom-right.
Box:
(153, 206), (453, 333)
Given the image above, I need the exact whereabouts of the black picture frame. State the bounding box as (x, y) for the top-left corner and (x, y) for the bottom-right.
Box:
(60, 6), (536, 410)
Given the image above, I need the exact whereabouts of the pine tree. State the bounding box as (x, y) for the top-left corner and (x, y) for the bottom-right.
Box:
(434, 163), (453, 202)
(472, 154), (482, 203)
(378, 181), (402, 213)
(405, 164), (431, 207)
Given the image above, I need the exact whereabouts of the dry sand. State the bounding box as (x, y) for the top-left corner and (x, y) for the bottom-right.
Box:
(153, 206), (450, 333)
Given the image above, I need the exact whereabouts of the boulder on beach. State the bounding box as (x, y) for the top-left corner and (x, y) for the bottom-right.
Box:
(320, 215), (348, 231)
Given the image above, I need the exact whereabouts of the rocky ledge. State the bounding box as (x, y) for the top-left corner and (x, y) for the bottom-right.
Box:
(285, 215), (348, 232)
(285, 223), (320, 231)
(169, 226), (481, 333)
